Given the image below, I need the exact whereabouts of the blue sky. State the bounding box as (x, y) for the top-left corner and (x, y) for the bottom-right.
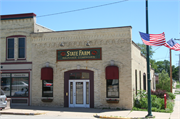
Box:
(1, 0), (180, 66)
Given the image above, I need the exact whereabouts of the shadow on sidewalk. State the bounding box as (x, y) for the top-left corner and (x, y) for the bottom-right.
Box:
(10, 105), (131, 113)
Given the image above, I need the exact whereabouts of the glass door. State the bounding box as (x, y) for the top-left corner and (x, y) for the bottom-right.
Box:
(69, 80), (90, 108)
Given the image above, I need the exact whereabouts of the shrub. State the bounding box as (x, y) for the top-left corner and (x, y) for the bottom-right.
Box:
(151, 89), (169, 99)
(133, 90), (174, 113)
(167, 92), (176, 100)
(156, 70), (171, 92)
(166, 100), (174, 112)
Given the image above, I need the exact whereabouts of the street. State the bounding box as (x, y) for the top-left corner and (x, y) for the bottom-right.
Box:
(0, 115), (96, 119)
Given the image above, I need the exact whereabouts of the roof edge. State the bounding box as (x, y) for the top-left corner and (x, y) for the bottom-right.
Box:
(31, 26), (132, 34)
(1, 13), (36, 20)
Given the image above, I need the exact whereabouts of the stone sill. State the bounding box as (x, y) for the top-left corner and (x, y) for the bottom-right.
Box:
(106, 98), (119, 103)
(41, 97), (53, 102)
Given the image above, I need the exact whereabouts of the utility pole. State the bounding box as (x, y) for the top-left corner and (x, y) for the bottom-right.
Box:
(179, 54), (180, 83)
(170, 49), (172, 92)
(174, 38), (180, 83)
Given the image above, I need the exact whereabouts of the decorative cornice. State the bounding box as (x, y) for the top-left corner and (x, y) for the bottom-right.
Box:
(31, 32), (131, 43)
(32, 38), (131, 49)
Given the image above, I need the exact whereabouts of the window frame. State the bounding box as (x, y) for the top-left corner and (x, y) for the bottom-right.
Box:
(106, 79), (119, 98)
(6, 35), (26, 61)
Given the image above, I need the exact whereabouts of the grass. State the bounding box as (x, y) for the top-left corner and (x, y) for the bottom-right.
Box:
(174, 90), (180, 94)
(176, 84), (180, 89)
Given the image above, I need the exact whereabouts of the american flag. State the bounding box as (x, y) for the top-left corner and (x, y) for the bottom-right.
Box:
(164, 39), (180, 51)
(139, 32), (166, 46)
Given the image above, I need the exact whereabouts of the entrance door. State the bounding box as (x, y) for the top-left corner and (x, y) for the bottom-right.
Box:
(69, 80), (90, 108)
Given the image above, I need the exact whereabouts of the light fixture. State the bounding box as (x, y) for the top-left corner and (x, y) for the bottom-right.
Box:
(110, 60), (115, 66)
(46, 62), (50, 67)
(60, 42), (64, 46)
(77, 65), (80, 69)
(86, 41), (90, 46)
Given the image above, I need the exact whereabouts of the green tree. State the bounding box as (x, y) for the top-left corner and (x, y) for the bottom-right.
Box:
(155, 60), (170, 74)
(137, 43), (178, 81)
(150, 59), (158, 71)
(156, 70), (170, 92)
(137, 43), (155, 58)
(172, 66), (179, 81)
(155, 60), (178, 80)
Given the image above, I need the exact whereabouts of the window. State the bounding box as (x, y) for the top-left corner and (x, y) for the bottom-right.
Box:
(135, 70), (137, 95)
(6, 36), (26, 60)
(69, 72), (89, 79)
(18, 38), (25, 58)
(1, 90), (5, 95)
(11, 78), (29, 97)
(42, 80), (53, 97)
(139, 71), (141, 90)
(7, 38), (14, 59)
(107, 79), (119, 98)
(143, 73), (146, 90)
(1, 73), (29, 97)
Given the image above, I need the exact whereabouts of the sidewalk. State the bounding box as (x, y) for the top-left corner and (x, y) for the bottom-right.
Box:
(0, 94), (179, 119)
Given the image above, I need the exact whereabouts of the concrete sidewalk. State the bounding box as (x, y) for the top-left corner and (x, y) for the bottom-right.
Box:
(0, 95), (179, 119)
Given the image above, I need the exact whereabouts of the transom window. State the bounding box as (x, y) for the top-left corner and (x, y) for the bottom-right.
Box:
(6, 36), (26, 60)
(69, 72), (89, 79)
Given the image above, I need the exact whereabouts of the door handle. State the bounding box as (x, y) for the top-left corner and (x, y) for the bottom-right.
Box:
(66, 92), (68, 96)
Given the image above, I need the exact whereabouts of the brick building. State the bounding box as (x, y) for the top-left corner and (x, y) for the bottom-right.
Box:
(0, 13), (156, 109)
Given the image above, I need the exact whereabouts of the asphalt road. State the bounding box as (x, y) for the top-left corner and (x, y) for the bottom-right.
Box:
(0, 115), (96, 119)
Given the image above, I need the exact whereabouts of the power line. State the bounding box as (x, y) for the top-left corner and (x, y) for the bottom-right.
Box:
(153, 46), (161, 52)
(37, 0), (128, 18)
(165, 48), (169, 59)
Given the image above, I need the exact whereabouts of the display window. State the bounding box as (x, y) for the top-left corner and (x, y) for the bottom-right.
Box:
(1, 73), (29, 97)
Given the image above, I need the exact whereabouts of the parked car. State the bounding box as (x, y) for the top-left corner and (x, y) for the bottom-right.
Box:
(1, 81), (28, 91)
(0, 90), (7, 109)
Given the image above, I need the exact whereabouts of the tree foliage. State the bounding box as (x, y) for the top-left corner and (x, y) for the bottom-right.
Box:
(136, 43), (179, 81)
(137, 43), (155, 58)
(156, 70), (170, 92)
(154, 60), (179, 81)
(154, 60), (170, 74)
(172, 66), (179, 81)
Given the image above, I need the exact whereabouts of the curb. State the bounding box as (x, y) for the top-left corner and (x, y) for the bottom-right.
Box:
(93, 115), (147, 119)
(0, 112), (45, 115)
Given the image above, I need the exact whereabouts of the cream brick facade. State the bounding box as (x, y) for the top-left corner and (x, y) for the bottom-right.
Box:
(0, 13), (155, 109)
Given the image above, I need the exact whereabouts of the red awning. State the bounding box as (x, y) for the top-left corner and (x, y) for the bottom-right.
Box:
(105, 66), (119, 79)
(41, 67), (53, 80)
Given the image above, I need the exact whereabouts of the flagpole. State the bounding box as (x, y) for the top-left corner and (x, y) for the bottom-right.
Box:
(146, 0), (153, 117)
(170, 49), (172, 93)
